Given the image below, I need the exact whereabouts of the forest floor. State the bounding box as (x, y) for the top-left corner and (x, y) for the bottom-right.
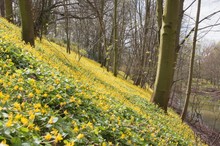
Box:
(0, 18), (206, 145)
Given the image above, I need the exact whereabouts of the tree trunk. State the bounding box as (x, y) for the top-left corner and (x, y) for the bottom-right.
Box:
(151, 0), (181, 112)
(135, 0), (151, 86)
(113, 0), (118, 76)
(181, 0), (201, 121)
(63, 0), (71, 54)
(156, 0), (163, 42)
(5, 0), (13, 23)
(0, 0), (5, 17)
(19, 0), (35, 47)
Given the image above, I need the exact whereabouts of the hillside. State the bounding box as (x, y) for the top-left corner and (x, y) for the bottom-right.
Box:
(0, 18), (203, 145)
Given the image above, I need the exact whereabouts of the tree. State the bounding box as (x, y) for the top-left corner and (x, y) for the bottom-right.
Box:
(151, 0), (182, 112)
(113, 0), (118, 76)
(33, 0), (54, 39)
(134, 0), (151, 86)
(19, 0), (35, 46)
(181, 0), (201, 121)
(5, 0), (13, 23)
(156, 0), (163, 42)
(0, 0), (5, 17)
(63, 0), (71, 54)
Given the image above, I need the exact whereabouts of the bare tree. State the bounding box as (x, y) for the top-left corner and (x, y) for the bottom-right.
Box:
(0, 0), (5, 17)
(5, 0), (13, 23)
(181, 0), (201, 121)
(19, 0), (35, 46)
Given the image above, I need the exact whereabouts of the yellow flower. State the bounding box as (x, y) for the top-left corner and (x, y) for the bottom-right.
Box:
(0, 91), (3, 97)
(28, 93), (34, 98)
(14, 85), (19, 90)
(17, 95), (21, 99)
(127, 140), (132, 144)
(5, 120), (12, 127)
(21, 117), (28, 125)
(102, 142), (107, 146)
(0, 139), (9, 146)
(87, 122), (93, 129)
(65, 141), (75, 146)
(15, 114), (22, 120)
(70, 96), (76, 102)
(48, 116), (54, 124)
(28, 123), (35, 129)
(108, 142), (113, 146)
(44, 133), (52, 141)
(66, 85), (70, 89)
(35, 89), (41, 94)
(34, 126), (40, 131)
(29, 114), (35, 120)
(34, 103), (41, 109)
(43, 93), (48, 97)
(73, 126), (79, 133)
(56, 94), (62, 99)
(120, 133), (126, 139)
(60, 102), (66, 106)
(51, 128), (58, 136)
(55, 133), (63, 143)
(76, 133), (84, 139)
(64, 110), (68, 115)
(19, 87), (23, 91)
(13, 102), (21, 111)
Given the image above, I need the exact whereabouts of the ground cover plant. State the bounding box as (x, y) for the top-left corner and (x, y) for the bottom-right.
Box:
(0, 18), (204, 146)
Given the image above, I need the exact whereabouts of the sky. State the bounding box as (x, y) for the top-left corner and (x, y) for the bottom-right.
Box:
(184, 0), (220, 42)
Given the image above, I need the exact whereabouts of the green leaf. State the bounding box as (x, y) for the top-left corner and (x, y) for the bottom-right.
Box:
(20, 127), (29, 133)
(11, 137), (22, 146)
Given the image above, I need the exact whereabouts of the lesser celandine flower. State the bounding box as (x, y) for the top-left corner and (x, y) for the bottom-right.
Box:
(5, 120), (12, 127)
(76, 133), (84, 139)
(64, 141), (75, 146)
(55, 133), (63, 143)
(44, 133), (52, 141)
(0, 139), (9, 146)
(21, 117), (28, 125)
(34, 126), (40, 131)
(28, 93), (34, 98)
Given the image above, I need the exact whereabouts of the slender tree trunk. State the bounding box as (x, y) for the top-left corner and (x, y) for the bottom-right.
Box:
(181, 0), (201, 121)
(169, 0), (184, 106)
(0, 0), (5, 17)
(156, 0), (163, 42)
(63, 0), (71, 54)
(135, 0), (151, 86)
(19, 0), (35, 47)
(151, 0), (181, 112)
(113, 0), (118, 76)
(5, 0), (13, 23)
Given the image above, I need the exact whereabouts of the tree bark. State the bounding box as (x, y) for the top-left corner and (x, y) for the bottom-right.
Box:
(63, 0), (71, 54)
(134, 0), (151, 86)
(5, 0), (13, 23)
(19, 0), (35, 47)
(113, 0), (118, 76)
(181, 0), (201, 121)
(156, 0), (163, 42)
(0, 0), (5, 17)
(151, 0), (181, 112)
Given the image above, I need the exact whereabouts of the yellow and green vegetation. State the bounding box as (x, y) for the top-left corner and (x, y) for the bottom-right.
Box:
(0, 18), (204, 145)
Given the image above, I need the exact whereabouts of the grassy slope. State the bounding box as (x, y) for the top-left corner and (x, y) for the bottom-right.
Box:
(0, 18), (203, 146)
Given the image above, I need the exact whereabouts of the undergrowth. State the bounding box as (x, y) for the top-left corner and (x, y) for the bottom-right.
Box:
(0, 18), (204, 146)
